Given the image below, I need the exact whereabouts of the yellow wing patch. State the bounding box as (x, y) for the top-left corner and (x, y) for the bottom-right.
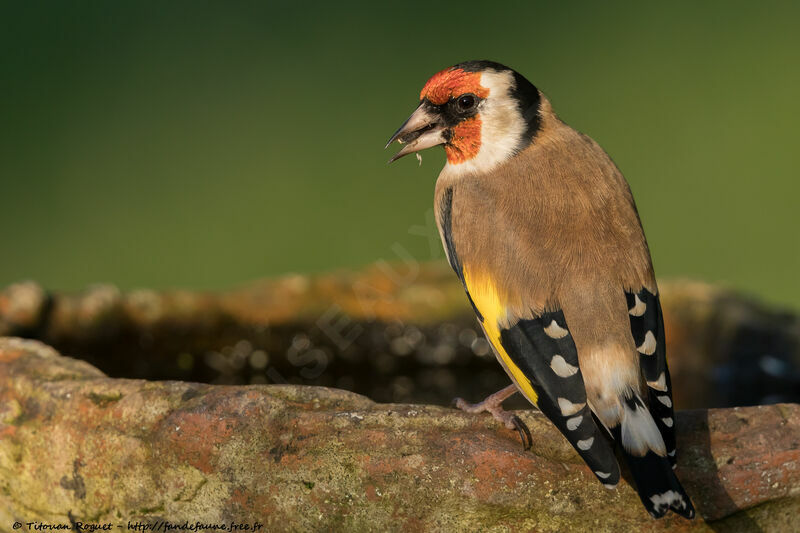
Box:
(463, 267), (539, 405)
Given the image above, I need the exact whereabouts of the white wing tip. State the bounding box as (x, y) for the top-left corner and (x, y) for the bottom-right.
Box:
(544, 320), (569, 339)
(637, 330), (657, 355)
(629, 294), (646, 316)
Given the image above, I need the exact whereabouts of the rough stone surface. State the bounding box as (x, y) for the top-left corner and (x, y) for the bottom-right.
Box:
(1, 266), (798, 409)
(2, 338), (799, 532)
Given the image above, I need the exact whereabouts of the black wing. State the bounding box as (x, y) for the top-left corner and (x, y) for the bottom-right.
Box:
(498, 310), (622, 487)
(626, 288), (678, 467)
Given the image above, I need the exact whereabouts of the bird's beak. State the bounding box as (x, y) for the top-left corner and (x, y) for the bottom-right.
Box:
(385, 103), (447, 163)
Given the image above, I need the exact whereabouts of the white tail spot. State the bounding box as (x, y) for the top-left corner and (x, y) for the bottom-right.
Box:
(566, 415), (583, 431)
(595, 471), (611, 479)
(543, 320), (569, 339)
(637, 331), (657, 355)
(662, 417), (674, 427)
(650, 490), (684, 514)
(647, 372), (667, 392)
(621, 396), (666, 456)
(604, 483), (617, 490)
(657, 395), (672, 407)
(668, 449), (676, 457)
(557, 397), (585, 416)
(629, 294), (646, 316)
(577, 437), (594, 450)
(550, 355), (579, 377)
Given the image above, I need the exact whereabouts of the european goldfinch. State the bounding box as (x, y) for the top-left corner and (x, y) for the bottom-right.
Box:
(386, 60), (695, 519)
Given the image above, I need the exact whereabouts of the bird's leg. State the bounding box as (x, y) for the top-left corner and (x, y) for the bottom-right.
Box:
(454, 384), (532, 450)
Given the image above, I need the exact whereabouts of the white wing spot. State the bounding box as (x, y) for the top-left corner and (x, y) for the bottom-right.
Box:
(595, 471), (611, 479)
(577, 437), (594, 450)
(657, 395), (672, 408)
(557, 398), (585, 416)
(543, 320), (569, 339)
(647, 372), (667, 392)
(566, 415), (583, 431)
(629, 294), (646, 316)
(637, 331), (657, 355)
(550, 355), (579, 377)
(662, 417), (674, 427)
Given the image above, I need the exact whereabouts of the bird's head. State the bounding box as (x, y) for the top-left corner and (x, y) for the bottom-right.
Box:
(386, 60), (542, 173)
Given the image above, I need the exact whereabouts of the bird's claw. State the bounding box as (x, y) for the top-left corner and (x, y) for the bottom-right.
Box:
(452, 392), (532, 451)
(511, 414), (533, 451)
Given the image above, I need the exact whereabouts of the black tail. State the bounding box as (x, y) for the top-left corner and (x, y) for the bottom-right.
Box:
(612, 425), (695, 519)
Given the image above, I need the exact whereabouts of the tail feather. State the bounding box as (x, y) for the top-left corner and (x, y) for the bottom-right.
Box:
(611, 425), (695, 519)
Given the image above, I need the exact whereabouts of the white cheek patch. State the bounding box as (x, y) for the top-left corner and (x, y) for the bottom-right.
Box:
(444, 69), (527, 177)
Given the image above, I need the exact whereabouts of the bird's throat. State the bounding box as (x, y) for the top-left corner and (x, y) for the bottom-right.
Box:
(445, 117), (482, 164)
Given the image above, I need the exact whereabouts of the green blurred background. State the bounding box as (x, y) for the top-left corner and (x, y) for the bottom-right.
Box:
(1, 1), (798, 309)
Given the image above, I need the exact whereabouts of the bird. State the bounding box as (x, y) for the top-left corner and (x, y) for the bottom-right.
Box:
(385, 60), (695, 519)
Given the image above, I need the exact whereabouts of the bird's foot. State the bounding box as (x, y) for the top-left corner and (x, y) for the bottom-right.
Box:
(453, 384), (532, 450)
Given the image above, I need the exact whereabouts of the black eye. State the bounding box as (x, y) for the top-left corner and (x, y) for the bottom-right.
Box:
(456, 94), (477, 111)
